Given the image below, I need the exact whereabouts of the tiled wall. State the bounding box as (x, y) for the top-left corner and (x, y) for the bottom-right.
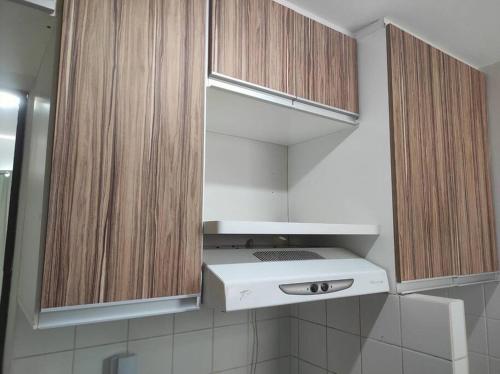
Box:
(290, 293), (468, 374)
(8, 305), (291, 374)
(424, 282), (500, 374)
(10, 282), (500, 374)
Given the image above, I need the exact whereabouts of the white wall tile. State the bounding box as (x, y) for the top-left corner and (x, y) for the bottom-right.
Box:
(174, 308), (213, 333)
(253, 319), (281, 362)
(360, 294), (401, 346)
(361, 338), (402, 374)
(291, 357), (299, 374)
(490, 357), (500, 374)
(468, 352), (489, 374)
(213, 323), (249, 372)
(402, 349), (453, 374)
(255, 358), (287, 374)
(248, 318), (290, 362)
(299, 360), (327, 374)
(13, 310), (75, 358)
(299, 320), (327, 369)
(291, 318), (299, 357)
(279, 317), (291, 357)
(75, 320), (128, 348)
(173, 329), (212, 374)
(278, 357), (290, 374)
(11, 351), (73, 374)
(256, 306), (290, 321)
(401, 294), (467, 360)
(449, 285), (486, 316)
(327, 328), (361, 374)
(128, 335), (173, 374)
(326, 296), (360, 335)
(485, 282), (500, 320)
(466, 315), (488, 354)
(215, 310), (249, 327)
(453, 357), (469, 374)
(128, 315), (173, 340)
(216, 367), (249, 374)
(299, 301), (326, 325)
(420, 289), (450, 298)
(73, 343), (127, 374)
(487, 318), (500, 359)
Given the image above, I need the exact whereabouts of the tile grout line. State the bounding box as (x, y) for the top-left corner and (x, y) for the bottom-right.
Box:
(399, 295), (404, 374)
(171, 315), (176, 374)
(483, 285), (491, 359)
(358, 296), (364, 374)
(125, 320), (130, 354)
(211, 310), (215, 374)
(325, 301), (329, 372)
(296, 310), (302, 374)
(71, 326), (77, 374)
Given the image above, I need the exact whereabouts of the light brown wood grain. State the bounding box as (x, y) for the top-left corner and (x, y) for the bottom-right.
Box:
(387, 24), (497, 281)
(210, 0), (295, 95)
(210, 0), (358, 113)
(42, 0), (205, 308)
(294, 13), (358, 113)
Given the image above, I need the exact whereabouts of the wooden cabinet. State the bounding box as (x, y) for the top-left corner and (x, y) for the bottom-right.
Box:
(387, 25), (497, 281)
(41, 0), (205, 308)
(210, 0), (358, 114)
(294, 12), (358, 113)
(210, 0), (295, 96)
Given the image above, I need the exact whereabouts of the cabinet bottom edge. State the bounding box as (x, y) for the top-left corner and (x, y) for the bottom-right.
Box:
(34, 294), (200, 329)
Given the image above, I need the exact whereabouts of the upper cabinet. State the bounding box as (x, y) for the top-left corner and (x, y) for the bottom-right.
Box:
(210, 0), (295, 96)
(386, 24), (497, 282)
(209, 0), (359, 114)
(294, 12), (358, 113)
(41, 0), (205, 311)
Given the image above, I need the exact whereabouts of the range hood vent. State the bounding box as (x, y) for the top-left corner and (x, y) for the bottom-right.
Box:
(202, 248), (389, 312)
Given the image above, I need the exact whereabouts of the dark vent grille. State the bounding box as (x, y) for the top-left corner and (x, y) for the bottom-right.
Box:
(253, 250), (324, 262)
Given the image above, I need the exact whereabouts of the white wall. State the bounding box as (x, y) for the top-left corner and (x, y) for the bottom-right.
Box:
(483, 61), (500, 257)
(204, 131), (289, 222)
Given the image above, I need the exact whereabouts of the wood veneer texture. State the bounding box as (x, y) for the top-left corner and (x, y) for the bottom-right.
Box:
(210, 0), (295, 96)
(42, 0), (205, 308)
(210, 0), (358, 113)
(293, 11), (358, 113)
(387, 24), (497, 281)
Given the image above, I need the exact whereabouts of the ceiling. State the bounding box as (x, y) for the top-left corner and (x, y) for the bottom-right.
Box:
(286, 0), (500, 68)
(0, 0), (54, 92)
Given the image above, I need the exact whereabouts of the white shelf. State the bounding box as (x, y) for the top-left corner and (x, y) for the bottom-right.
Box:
(206, 77), (358, 146)
(203, 221), (380, 236)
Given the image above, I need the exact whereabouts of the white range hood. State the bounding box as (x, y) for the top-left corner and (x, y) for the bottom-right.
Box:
(202, 247), (389, 311)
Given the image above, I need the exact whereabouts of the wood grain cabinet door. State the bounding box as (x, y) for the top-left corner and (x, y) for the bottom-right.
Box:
(294, 13), (358, 114)
(210, 0), (359, 114)
(387, 25), (497, 281)
(210, 0), (295, 96)
(41, 0), (205, 308)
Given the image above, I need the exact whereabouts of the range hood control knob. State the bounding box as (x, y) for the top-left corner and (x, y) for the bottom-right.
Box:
(321, 283), (329, 292)
(310, 284), (318, 293)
